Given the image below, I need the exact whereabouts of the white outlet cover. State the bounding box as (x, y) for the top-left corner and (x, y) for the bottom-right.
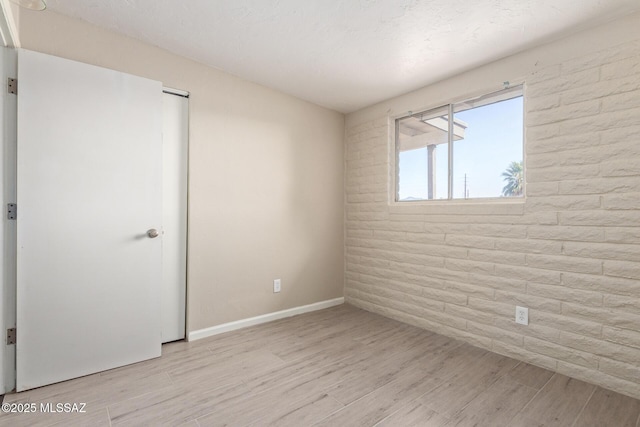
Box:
(273, 279), (281, 293)
(516, 306), (528, 325)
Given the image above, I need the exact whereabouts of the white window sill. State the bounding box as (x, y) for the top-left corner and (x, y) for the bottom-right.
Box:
(388, 198), (525, 216)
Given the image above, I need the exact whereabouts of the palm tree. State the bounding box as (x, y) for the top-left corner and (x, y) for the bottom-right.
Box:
(501, 161), (523, 197)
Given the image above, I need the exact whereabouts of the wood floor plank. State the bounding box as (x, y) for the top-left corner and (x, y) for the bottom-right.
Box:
(507, 362), (555, 390)
(198, 392), (343, 427)
(168, 348), (284, 389)
(573, 387), (640, 427)
(416, 349), (519, 417)
(375, 402), (451, 427)
(108, 380), (249, 426)
(194, 357), (367, 426)
(445, 376), (538, 427)
(511, 373), (596, 427)
(326, 332), (463, 405)
(242, 339), (370, 394)
(315, 361), (450, 427)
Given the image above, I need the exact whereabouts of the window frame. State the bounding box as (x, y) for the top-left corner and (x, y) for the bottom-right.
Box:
(393, 84), (525, 204)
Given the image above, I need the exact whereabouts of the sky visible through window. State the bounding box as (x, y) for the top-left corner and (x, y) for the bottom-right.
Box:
(398, 97), (523, 200)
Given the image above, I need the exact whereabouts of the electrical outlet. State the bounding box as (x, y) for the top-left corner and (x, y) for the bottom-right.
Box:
(273, 279), (281, 293)
(515, 306), (528, 325)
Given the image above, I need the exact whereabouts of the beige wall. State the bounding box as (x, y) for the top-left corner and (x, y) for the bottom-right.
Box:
(345, 13), (640, 399)
(15, 9), (345, 332)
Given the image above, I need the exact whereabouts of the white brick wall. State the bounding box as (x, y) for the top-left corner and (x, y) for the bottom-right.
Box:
(344, 35), (640, 399)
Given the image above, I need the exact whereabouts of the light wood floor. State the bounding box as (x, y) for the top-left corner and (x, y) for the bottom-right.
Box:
(1, 304), (639, 426)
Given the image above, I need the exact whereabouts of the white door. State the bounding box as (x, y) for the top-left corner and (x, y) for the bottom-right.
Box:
(161, 90), (188, 342)
(16, 49), (163, 391)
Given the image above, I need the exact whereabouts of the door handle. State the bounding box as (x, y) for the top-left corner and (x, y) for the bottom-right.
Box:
(147, 229), (159, 238)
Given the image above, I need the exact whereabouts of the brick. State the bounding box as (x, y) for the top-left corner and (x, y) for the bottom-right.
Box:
(527, 226), (604, 242)
(599, 358), (640, 384)
(468, 297), (513, 319)
(601, 89), (640, 112)
(559, 177), (640, 195)
(465, 224), (527, 239)
(387, 261), (428, 276)
(525, 182), (559, 196)
(562, 303), (640, 330)
(558, 107), (640, 135)
(603, 327), (640, 349)
(602, 193), (640, 210)
(468, 249), (526, 266)
(421, 265), (470, 284)
(527, 283), (603, 307)
(601, 56), (640, 80)
(526, 122), (561, 141)
(495, 238), (563, 255)
(601, 159), (640, 177)
(347, 193), (375, 203)
(388, 213), (426, 222)
(369, 285), (444, 312)
(444, 280), (494, 300)
(528, 139), (640, 168)
(445, 234), (494, 249)
(564, 241), (640, 263)
(562, 272), (640, 297)
(603, 295), (640, 315)
(527, 100), (600, 127)
(604, 260), (640, 280)
(470, 273), (527, 293)
(347, 229), (373, 238)
(421, 287), (468, 306)
(599, 124), (640, 146)
(527, 164), (600, 183)
(494, 290), (561, 313)
(445, 258), (494, 275)
(494, 264), (561, 285)
(395, 270), (446, 290)
(467, 322), (524, 347)
(526, 253), (602, 275)
(562, 74), (640, 104)
(524, 195), (601, 211)
(526, 93), (561, 112)
(524, 337), (599, 368)
(404, 232), (446, 244)
(553, 332), (638, 365)
(526, 132), (600, 155)
(445, 303), (495, 324)
(529, 311), (602, 338)
(560, 211), (640, 227)
(605, 227), (640, 244)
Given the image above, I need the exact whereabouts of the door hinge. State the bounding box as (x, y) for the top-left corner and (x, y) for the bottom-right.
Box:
(7, 78), (17, 95)
(7, 203), (16, 220)
(6, 328), (16, 345)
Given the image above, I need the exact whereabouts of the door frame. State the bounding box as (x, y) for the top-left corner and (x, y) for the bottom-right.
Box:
(162, 87), (190, 343)
(0, 46), (17, 394)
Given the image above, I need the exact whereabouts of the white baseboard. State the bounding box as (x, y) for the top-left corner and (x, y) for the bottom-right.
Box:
(187, 297), (345, 342)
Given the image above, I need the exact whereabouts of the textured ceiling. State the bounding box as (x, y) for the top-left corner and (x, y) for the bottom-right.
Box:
(45, 0), (640, 113)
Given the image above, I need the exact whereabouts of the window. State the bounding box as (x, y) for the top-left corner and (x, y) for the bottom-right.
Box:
(395, 86), (523, 201)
